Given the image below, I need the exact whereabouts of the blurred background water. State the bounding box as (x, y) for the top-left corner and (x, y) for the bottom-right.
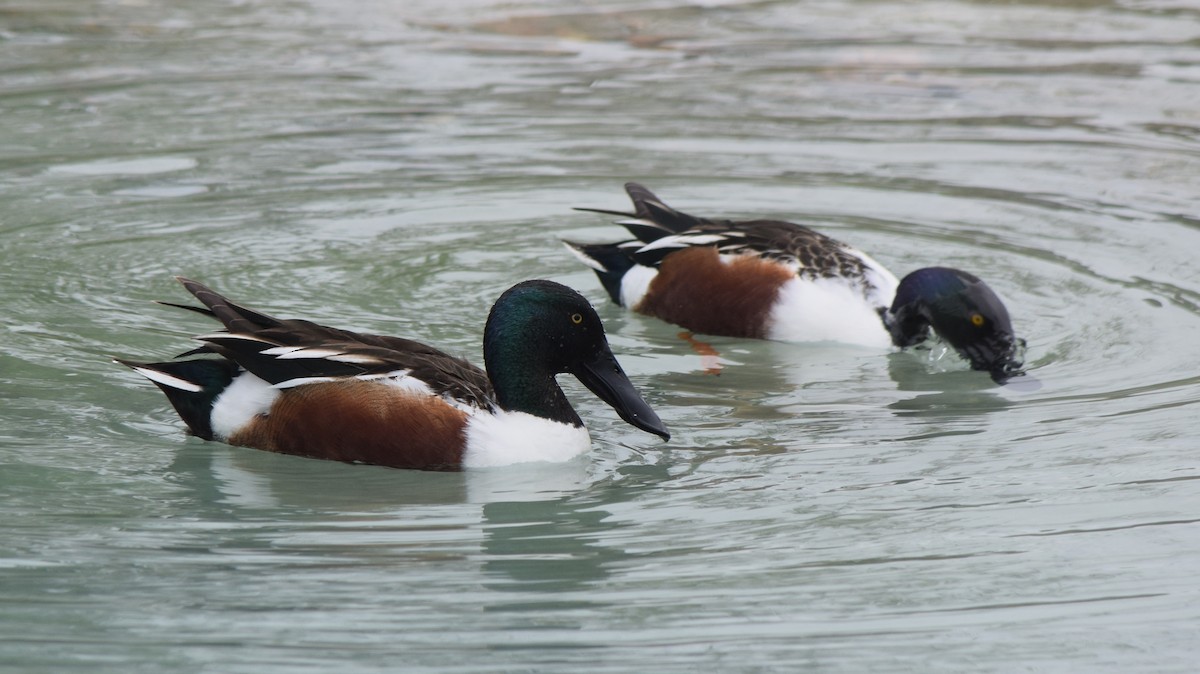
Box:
(2, 0), (1199, 671)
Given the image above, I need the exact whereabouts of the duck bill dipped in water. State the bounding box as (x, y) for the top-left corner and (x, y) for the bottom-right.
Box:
(883, 267), (1025, 384)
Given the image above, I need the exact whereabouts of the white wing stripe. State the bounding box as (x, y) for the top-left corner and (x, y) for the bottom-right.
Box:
(274, 369), (418, 390)
(261, 346), (305, 356)
(273, 348), (344, 360)
(562, 242), (607, 271)
(638, 233), (729, 253)
(328, 353), (385, 365)
(130, 366), (203, 393)
(274, 376), (338, 389)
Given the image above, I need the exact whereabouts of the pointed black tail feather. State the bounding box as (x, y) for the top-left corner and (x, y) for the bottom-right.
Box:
(623, 182), (665, 220)
(562, 241), (636, 306)
(173, 276), (283, 334)
(576, 183), (706, 241)
(571, 208), (676, 244)
(573, 206), (636, 218)
(622, 182), (708, 233)
(115, 358), (239, 440)
(153, 300), (215, 318)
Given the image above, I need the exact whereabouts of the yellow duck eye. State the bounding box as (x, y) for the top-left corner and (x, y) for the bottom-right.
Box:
(970, 313), (985, 327)
(571, 313), (583, 325)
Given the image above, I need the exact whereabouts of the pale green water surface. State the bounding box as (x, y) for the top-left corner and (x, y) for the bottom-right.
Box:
(2, 0), (1200, 672)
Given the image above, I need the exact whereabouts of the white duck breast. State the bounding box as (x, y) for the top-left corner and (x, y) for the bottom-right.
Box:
(766, 247), (899, 347)
(462, 409), (592, 468)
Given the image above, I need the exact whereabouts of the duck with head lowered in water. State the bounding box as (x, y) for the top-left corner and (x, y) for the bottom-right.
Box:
(565, 183), (1025, 384)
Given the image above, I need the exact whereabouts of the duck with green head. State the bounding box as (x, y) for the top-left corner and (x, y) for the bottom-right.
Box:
(117, 277), (669, 471)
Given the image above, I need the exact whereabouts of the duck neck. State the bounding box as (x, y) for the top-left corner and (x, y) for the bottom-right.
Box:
(879, 300), (931, 348)
(484, 342), (584, 428)
(880, 270), (945, 348)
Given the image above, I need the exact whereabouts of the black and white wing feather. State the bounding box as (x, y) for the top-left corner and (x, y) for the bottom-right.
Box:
(582, 185), (881, 281)
(171, 277), (496, 410)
